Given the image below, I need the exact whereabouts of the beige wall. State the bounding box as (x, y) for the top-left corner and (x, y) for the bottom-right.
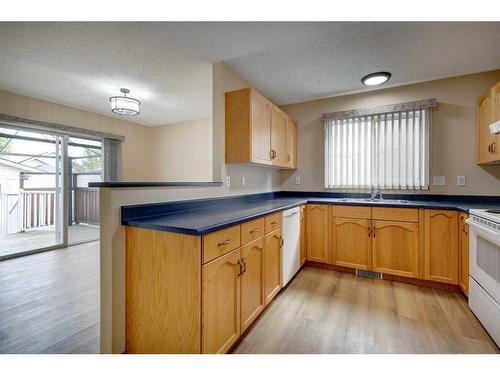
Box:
(281, 70), (500, 195)
(150, 117), (213, 181)
(0, 90), (153, 181)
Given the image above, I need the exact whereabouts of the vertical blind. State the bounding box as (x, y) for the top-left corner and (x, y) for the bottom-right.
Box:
(324, 109), (429, 189)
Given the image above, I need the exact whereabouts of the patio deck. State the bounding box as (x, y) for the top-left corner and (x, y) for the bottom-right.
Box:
(0, 224), (99, 259)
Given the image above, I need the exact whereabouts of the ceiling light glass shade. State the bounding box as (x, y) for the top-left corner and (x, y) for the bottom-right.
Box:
(109, 88), (140, 116)
(361, 72), (391, 86)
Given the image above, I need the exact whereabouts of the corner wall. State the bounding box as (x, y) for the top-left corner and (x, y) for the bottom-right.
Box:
(280, 70), (500, 195)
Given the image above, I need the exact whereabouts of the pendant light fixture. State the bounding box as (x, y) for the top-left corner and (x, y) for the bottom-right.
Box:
(109, 88), (140, 116)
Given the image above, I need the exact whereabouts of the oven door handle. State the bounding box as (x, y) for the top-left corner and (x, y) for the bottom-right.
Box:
(466, 219), (500, 241)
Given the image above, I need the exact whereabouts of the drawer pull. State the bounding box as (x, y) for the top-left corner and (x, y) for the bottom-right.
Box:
(250, 228), (260, 234)
(217, 239), (231, 246)
(270, 221), (278, 225)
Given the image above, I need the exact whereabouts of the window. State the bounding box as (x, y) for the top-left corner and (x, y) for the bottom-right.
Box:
(324, 101), (433, 190)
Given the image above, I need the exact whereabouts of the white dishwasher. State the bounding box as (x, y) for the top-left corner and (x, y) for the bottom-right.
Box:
(282, 207), (301, 286)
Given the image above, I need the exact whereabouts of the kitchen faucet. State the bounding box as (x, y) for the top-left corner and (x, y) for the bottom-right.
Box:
(370, 186), (383, 200)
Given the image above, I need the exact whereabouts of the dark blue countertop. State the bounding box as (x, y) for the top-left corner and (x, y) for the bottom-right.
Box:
(122, 192), (500, 236)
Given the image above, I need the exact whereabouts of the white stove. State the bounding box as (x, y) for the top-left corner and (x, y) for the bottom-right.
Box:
(466, 209), (500, 347)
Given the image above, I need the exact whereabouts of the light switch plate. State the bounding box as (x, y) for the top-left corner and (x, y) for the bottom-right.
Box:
(295, 176), (301, 185)
(457, 176), (466, 186)
(433, 176), (446, 186)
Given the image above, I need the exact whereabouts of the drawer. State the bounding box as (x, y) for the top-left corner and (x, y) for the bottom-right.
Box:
(203, 225), (241, 264)
(331, 205), (371, 219)
(265, 212), (282, 234)
(372, 207), (419, 222)
(241, 218), (265, 245)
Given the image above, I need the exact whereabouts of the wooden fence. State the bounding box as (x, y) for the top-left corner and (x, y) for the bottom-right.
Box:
(0, 188), (99, 236)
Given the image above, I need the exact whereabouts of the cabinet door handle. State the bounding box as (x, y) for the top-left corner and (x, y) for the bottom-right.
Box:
(237, 260), (244, 277)
(368, 227), (371, 237)
(372, 226), (376, 238)
(270, 149), (276, 159)
(287, 154), (291, 162)
(493, 142), (496, 154)
(217, 239), (231, 246)
(242, 258), (247, 274)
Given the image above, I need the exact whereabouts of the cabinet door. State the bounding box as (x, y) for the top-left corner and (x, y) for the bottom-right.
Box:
(202, 248), (241, 354)
(372, 220), (419, 278)
(477, 89), (495, 164)
(240, 239), (265, 333)
(306, 204), (330, 263)
(332, 218), (371, 270)
(251, 90), (272, 165)
(285, 119), (297, 168)
(424, 210), (459, 284)
(263, 228), (282, 305)
(459, 213), (469, 295)
(271, 106), (287, 167)
(300, 205), (307, 266)
(492, 81), (500, 161)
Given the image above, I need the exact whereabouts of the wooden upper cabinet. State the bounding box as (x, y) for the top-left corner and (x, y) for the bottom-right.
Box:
(271, 106), (287, 167)
(240, 238), (265, 333)
(458, 213), (469, 295)
(372, 220), (419, 279)
(263, 228), (282, 305)
(306, 204), (330, 264)
(477, 81), (500, 164)
(225, 88), (297, 169)
(285, 118), (297, 169)
(300, 205), (306, 266)
(202, 248), (241, 354)
(332, 218), (371, 270)
(424, 209), (459, 285)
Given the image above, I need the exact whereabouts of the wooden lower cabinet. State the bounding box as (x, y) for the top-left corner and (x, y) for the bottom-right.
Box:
(240, 239), (265, 333)
(202, 248), (241, 354)
(459, 213), (469, 295)
(300, 205), (306, 265)
(306, 204), (330, 263)
(263, 228), (282, 305)
(372, 220), (419, 278)
(332, 218), (371, 270)
(125, 227), (201, 354)
(424, 209), (459, 284)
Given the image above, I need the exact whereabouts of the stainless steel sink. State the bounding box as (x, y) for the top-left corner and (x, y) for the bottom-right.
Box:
(338, 198), (409, 204)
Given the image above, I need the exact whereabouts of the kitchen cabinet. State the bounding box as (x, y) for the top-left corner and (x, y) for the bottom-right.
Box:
(225, 87), (297, 169)
(332, 217), (371, 270)
(240, 238), (265, 333)
(459, 213), (469, 295)
(263, 228), (282, 305)
(300, 205), (306, 265)
(372, 220), (419, 278)
(225, 88), (271, 165)
(424, 209), (459, 284)
(306, 204), (330, 263)
(285, 118), (297, 168)
(271, 106), (287, 167)
(477, 81), (500, 164)
(202, 247), (241, 354)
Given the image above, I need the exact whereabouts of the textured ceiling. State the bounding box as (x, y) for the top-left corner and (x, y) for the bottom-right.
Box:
(0, 22), (499, 126)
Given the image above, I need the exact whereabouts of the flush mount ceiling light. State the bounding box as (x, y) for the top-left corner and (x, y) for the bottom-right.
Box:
(109, 88), (140, 116)
(361, 72), (392, 86)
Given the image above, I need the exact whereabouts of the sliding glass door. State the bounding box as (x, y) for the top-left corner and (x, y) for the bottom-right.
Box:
(0, 125), (101, 260)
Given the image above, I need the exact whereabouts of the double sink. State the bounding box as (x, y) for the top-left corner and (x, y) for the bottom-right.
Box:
(337, 197), (409, 204)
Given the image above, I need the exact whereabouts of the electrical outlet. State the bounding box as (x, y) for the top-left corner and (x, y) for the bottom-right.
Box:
(457, 176), (466, 186)
(241, 176), (246, 186)
(226, 176), (231, 187)
(432, 176), (446, 186)
(295, 176), (301, 185)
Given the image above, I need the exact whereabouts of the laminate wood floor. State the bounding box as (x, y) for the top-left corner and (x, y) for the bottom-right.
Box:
(233, 266), (499, 354)
(0, 241), (99, 353)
